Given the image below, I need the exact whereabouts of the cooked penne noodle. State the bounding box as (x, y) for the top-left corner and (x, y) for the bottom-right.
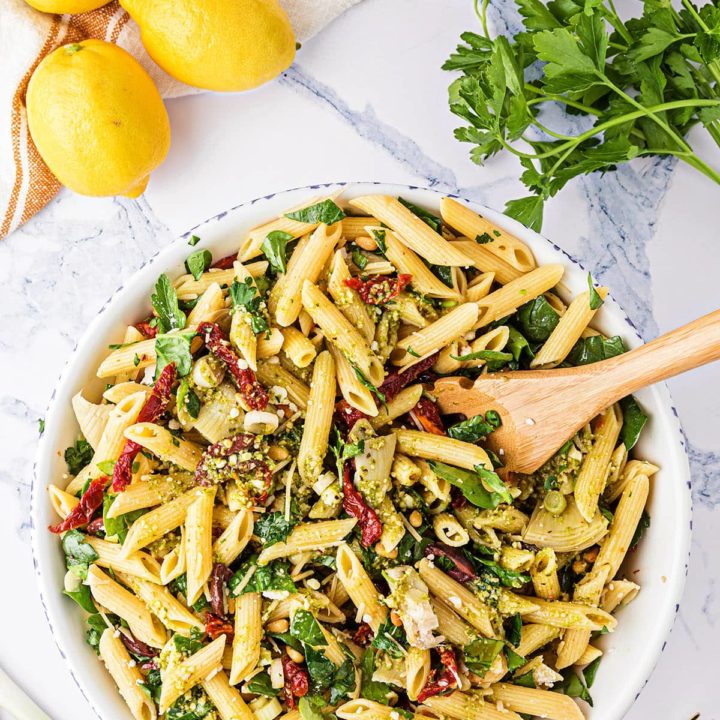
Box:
(72, 392), (112, 450)
(281, 326), (317, 368)
(214, 508), (254, 566)
(336, 543), (388, 632)
(230, 592), (262, 684)
(423, 690), (523, 720)
(202, 670), (255, 720)
(449, 239), (523, 285)
(370, 384), (423, 430)
(491, 683), (584, 720)
(86, 536), (163, 584)
(256, 361), (310, 410)
(185, 486), (216, 605)
(124, 422), (204, 471)
(327, 250), (375, 343)
(395, 430), (493, 471)
(258, 519), (357, 565)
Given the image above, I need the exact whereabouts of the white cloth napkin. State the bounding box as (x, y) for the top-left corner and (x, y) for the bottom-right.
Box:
(0, 0), (362, 238)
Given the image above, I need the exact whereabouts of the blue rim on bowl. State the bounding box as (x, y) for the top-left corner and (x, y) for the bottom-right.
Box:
(31, 181), (692, 720)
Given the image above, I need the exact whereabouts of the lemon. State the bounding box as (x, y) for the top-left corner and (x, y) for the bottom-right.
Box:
(24, 0), (110, 13)
(26, 40), (170, 198)
(120, 0), (296, 92)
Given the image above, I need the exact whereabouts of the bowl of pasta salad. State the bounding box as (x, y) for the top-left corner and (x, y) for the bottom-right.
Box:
(33, 182), (692, 720)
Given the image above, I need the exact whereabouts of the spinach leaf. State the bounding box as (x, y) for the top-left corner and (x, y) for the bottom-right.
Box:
(371, 616), (407, 659)
(285, 200), (345, 225)
(429, 461), (510, 508)
(359, 649), (392, 705)
(177, 379), (201, 420)
(371, 228), (387, 256)
(464, 637), (504, 674)
(65, 439), (93, 475)
(329, 656), (357, 704)
(447, 411), (501, 443)
(255, 511), (295, 548)
(398, 198), (442, 233)
(304, 646), (336, 692)
(475, 464), (513, 504)
(517, 296), (559, 342)
(583, 656), (601, 688)
(151, 274), (186, 334)
(450, 349), (514, 363)
(167, 686), (214, 719)
(514, 671), (536, 688)
(85, 613), (107, 653)
(629, 510), (650, 549)
(298, 696), (325, 720)
(139, 668), (162, 703)
(619, 395), (648, 450)
(188, 235), (200, 247)
(65, 584), (97, 613)
(62, 529), (98, 579)
(261, 230), (293, 274)
(476, 557), (530, 588)
(185, 249), (212, 281)
(504, 645), (526, 672)
(174, 627), (205, 656)
(560, 669), (593, 706)
(431, 264), (455, 288)
(505, 613), (523, 647)
(290, 609), (327, 647)
(155, 333), (195, 378)
(565, 335), (625, 366)
(506, 326), (533, 362)
(246, 670), (279, 697)
(587, 273), (604, 310)
(350, 244), (368, 270)
(229, 557), (297, 596)
(103, 499), (146, 545)
(352, 367), (386, 406)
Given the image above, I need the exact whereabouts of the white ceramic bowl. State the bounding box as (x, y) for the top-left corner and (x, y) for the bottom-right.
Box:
(32, 182), (692, 720)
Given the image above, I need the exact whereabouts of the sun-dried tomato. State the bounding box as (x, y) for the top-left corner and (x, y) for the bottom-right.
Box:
(205, 613), (234, 640)
(353, 623), (375, 646)
(112, 363), (177, 492)
(417, 647), (459, 702)
(195, 434), (272, 503)
(334, 400), (369, 433)
(120, 631), (159, 659)
(379, 352), (439, 401)
(85, 517), (105, 536)
(49, 478), (107, 534)
(451, 490), (467, 511)
(198, 322), (268, 410)
(342, 463), (383, 548)
(211, 253), (237, 270)
(281, 654), (309, 709)
(345, 273), (412, 305)
(410, 397), (445, 435)
(424, 543), (476, 583)
(209, 562), (233, 616)
(134, 320), (157, 339)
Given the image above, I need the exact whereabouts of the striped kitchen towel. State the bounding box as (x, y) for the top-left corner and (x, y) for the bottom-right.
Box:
(0, 0), (361, 239)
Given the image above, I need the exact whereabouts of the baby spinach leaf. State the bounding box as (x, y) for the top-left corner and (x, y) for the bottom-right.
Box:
(285, 199), (345, 225)
(587, 272), (604, 310)
(62, 529), (98, 579)
(560, 669), (593, 706)
(447, 412), (501, 443)
(255, 511), (296, 548)
(229, 557), (297, 596)
(304, 646), (336, 692)
(450, 349), (514, 363)
(290, 609), (327, 647)
(371, 616), (407, 658)
(629, 510), (650, 549)
(329, 657), (357, 704)
(64, 584), (97, 613)
(583, 656), (601, 688)
(155, 333), (194, 378)
(298, 695), (325, 720)
(504, 646), (526, 672)
(359, 650), (392, 705)
(261, 230), (293, 274)
(429, 461), (510, 508)
(464, 637), (504, 673)
(246, 670), (279, 697)
(619, 395), (648, 450)
(565, 335), (625, 366)
(517, 296), (559, 342)
(185, 249), (212, 281)
(173, 627), (205, 656)
(398, 198), (442, 233)
(85, 613), (107, 653)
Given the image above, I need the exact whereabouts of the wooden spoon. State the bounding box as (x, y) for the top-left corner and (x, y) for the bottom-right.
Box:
(434, 309), (720, 474)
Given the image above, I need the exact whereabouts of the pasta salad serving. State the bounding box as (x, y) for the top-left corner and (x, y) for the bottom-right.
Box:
(47, 193), (655, 720)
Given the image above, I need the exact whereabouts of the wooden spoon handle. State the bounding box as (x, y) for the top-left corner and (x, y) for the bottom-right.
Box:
(598, 308), (720, 405)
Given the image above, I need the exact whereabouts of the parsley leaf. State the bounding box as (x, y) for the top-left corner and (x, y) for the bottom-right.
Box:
(229, 278), (269, 335)
(151, 274), (186, 334)
(285, 199), (345, 225)
(64, 439), (93, 475)
(62, 530), (98, 580)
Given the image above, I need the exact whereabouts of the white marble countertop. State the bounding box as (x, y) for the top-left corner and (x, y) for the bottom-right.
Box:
(1, 0), (718, 718)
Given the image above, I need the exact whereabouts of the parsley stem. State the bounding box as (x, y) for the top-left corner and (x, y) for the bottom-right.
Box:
(680, 0), (720, 87)
(602, 0), (633, 45)
(497, 99), (720, 162)
(525, 87), (603, 116)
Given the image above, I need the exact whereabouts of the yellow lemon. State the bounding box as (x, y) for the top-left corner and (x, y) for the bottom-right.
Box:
(24, 0), (110, 13)
(26, 40), (170, 198)
(120, 0), (296, 92)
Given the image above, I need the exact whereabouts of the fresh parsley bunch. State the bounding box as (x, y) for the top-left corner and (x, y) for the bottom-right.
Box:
(445, 0), (720, 230)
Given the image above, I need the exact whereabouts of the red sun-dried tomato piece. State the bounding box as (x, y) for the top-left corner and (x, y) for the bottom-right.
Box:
(281, 654), (309, 709)
(49, 478), (107, 534)
(409, 397), (445, 435)
(112, 363), (177, 492)
(342, 463), (383, 548)
(120, 631), (159, 659)
(134, 320), (157, 339)
(417, 647), (459, 702)
(198, 322), (268, 410)
(205, 613), (234, 640)
(344, 273), (412, 305)
(379, 352), (439, 402)
(424, 543), (476, 583)
(209, 562), (233, 617)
